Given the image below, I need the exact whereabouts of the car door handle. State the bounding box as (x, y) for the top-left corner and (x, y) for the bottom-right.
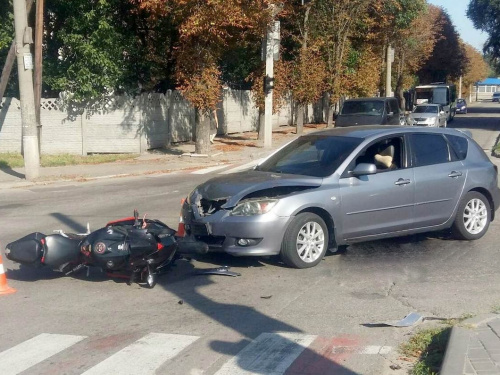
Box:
(394, 178), (411, 186)
(448, 171), (463, 178)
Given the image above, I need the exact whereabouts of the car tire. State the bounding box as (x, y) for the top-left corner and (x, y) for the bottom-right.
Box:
(451, 191), (491, 241)
(280, 213), (329, 269)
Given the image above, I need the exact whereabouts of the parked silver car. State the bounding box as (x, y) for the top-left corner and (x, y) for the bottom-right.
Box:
(182, 127), (500, 268)
(409, 104), (447, 127)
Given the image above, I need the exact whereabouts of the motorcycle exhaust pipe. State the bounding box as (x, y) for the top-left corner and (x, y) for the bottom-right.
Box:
(176, 237), (209, 255)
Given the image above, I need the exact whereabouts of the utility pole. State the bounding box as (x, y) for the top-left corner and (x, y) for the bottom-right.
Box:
(13, 0), (40, 180)
(385, 45), (394, 97)
(263, 4), (282, 149)
(34, 0), (44, 153)
(0, 0), (33, 101)
(263, 21), (279, 148)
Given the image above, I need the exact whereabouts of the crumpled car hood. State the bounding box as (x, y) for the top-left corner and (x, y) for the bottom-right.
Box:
(191, 170), (322, 208)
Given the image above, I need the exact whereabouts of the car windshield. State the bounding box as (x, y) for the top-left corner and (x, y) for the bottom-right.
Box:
(457, 99), (465, 104)
(413, 105), (438, 114)
(256, 135), (362, 177)
(341, 101), (384, 116)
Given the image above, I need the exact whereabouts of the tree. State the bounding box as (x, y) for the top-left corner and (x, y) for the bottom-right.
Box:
(310, 0), (370, 127)
(460, 43), (490, 98)
(139, 0), (272, 154)
(417, 7), (468, 83)
(391, 4), (442, 109)
(467, 0), (500, 72)
(0, 0), (18, 98)
(44, 0), (176, 101)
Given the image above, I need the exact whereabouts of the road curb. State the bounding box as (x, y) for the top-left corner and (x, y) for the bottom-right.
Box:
(440, 314), (500, 375)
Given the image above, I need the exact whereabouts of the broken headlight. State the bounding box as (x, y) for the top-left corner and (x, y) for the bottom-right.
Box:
(230, 199), (278, 216)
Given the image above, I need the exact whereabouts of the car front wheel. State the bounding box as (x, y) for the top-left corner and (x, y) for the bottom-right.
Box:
(452, 191), (491, 240)
(280, 213), (328, 269)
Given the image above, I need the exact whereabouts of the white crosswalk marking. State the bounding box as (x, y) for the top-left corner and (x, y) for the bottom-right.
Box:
(82, 333), (199, 375)
(219, 159), (264, 174)
(332, 345), (392, 355)
(214, 332), (316, 375)
(192, 165), (230, 174)
(0, 333), (86, 375)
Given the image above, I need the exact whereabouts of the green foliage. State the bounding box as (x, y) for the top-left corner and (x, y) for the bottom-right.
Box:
(0, 0), (14, 51)
(0, 0), (17, 97)
(400, 327), (451, 375)
(44, 0), (175, 101)
(468, 0), (500, 71)
(417, 9), (468, 82)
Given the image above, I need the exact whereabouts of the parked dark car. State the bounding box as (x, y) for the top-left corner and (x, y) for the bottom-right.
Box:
(456, 98), (467, 114)
(335, 97), (404, 127)
(493, 92), (500, 102)
(182, 126), (500, 269)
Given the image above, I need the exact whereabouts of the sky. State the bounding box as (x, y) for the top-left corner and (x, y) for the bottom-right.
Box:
(427, 0), (487, 52)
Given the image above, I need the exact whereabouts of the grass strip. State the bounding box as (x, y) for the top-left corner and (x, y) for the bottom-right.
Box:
(0, 153), (138, 168)
(400, 326), (451, 375)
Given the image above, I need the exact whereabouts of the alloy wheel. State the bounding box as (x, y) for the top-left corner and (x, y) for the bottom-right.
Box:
(296, 221), (325, 263)
(463, 198), (488, 235)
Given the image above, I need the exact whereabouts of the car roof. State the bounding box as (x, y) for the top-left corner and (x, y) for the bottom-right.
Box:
(343, 97), (395, 102)
(308, 126), (469, 140)
(415, 103), (439, 106)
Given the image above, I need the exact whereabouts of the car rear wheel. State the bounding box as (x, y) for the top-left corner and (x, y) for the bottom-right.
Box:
(280, 213), (328, 269)
(452, 191), (491, 240)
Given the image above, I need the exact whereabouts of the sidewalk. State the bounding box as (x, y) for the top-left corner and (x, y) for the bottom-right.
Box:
(0, 125), (323, 190)
(442, 315), (500, 375)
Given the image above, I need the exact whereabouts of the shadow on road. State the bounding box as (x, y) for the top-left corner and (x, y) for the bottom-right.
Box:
(158, 258), (360, 374)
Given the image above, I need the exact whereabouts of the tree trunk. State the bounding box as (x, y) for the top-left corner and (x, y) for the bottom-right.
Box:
(327, 104), (334, 128)
(296, 105), (304, 135)
(258, 108), (265, 141)
(195, 108), (210, 155)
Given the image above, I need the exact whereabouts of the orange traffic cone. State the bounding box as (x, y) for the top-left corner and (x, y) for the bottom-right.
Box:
(177, 199), (186, 237)
(0, 254), (16, 295)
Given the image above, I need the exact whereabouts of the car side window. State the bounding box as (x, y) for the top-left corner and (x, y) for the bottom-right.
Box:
(389, 99), (399, 114)
(445, 134), (468, 161)
(354, 137), (404, 172)
(410, 134), (450, 167)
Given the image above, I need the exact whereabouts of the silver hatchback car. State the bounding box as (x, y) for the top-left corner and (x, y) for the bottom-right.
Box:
(182, 126), (500, 268)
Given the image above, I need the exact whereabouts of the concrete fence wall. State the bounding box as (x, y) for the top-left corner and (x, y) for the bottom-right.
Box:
(0, 89), (326, 155)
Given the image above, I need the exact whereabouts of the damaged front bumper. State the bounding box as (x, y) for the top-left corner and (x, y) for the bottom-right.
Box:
(181, 200), (290, 256)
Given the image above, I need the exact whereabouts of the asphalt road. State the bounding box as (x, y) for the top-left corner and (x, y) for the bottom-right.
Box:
(0, 101), (499, 375)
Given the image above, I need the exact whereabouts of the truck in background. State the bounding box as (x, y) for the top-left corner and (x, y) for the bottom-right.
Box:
(404, 83), (457, 122)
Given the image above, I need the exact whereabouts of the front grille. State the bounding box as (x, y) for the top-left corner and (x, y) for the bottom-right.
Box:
(199, 198), (227, 216)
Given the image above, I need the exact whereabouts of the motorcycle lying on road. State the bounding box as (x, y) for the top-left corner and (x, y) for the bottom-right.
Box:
(4, 210), (208, 288)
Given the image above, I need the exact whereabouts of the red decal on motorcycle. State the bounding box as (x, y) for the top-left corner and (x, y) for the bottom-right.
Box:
(94, 242), (107, 254)
(106, 217), (135, 226)
(157, 243), (164, 251)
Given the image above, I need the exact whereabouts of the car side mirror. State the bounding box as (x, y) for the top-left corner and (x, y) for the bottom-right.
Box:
(351, 163), (377, 177)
